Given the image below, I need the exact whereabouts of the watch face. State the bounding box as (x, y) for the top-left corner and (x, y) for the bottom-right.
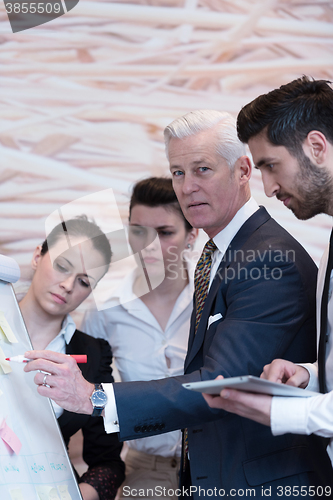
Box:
(91, 390), (107, 406)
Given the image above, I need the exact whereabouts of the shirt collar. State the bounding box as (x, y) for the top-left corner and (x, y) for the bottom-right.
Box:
(60, 314), (76, 345)
(118, 268), (142, 306)
(113, 264), (194, 310)
(213, 197), (259, 256)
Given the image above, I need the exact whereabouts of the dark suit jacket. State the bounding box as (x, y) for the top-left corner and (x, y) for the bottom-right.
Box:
(113, 207), (333, 496)
(58, 329), (125, 485)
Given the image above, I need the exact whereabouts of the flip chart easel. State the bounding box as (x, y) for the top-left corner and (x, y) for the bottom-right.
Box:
(0, 254), (82, 500)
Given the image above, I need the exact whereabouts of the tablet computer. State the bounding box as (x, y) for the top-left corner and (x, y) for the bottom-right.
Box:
(182, 375), (319, 397)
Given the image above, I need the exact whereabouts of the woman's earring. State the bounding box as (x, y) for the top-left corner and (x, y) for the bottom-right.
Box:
(187, 244), (191, 249)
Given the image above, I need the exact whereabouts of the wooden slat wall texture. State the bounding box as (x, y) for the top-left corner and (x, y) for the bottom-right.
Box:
(1, 0), (333, 323)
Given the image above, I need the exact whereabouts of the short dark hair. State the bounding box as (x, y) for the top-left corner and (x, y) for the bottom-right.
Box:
(237, 76), (333, 157)
(129, 177), (193, 232)
(41, 215), (112, 266)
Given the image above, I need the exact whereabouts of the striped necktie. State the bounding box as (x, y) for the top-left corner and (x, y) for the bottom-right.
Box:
(318, 229), (333, 394)
(183, 239), (217, 472)
(194, 239), (217, 334)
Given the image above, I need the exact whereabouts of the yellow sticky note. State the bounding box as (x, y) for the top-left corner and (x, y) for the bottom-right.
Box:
(0, 311), (18, 343)
(0, 346), (12, 374)
(10, 488), (24, 500)
(58, 485), (72, 500)
(36, 486), (60, 500)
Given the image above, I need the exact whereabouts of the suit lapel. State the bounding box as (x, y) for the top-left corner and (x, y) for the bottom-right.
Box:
(184, 261), (227, 371)
(184, 207), (270, 372)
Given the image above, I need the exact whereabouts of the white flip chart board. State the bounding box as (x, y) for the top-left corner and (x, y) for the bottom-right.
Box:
(0, 254), (82, 500)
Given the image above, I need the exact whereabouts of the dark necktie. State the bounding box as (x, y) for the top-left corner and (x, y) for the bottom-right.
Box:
(194, 239), (217, 334)
(183, 239), (217, 473)
(318, 229), (333, 394)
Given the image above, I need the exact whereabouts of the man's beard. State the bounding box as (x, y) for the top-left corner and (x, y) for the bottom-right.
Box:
(286, 153), (333, 220)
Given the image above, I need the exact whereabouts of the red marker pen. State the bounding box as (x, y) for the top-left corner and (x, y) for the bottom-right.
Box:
(6, 354), (87, 363)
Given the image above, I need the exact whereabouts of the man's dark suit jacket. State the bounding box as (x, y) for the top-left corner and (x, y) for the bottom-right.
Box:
(113, 207), (333, 496)
(58, 330), (125, 486)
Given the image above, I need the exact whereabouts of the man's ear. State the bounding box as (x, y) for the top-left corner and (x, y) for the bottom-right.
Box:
(186, 227), (199, 249)
(237, 155), (252, 184)
(303, 131), (328, 165)
(31, 245), (43, 271)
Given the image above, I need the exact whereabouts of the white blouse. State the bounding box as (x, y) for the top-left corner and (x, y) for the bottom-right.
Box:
(82, 269), (194, 458)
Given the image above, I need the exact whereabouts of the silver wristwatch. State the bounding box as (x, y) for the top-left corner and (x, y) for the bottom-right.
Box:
(90, 383), (108, 417)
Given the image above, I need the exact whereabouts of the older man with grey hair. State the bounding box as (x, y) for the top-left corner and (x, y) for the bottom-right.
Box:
(25, 110), (333, 497)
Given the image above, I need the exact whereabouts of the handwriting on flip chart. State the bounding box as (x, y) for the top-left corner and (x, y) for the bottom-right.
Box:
(0, 261), (81, 498)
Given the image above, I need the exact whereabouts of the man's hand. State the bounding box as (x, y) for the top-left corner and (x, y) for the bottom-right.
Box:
(203, 359), (311, 426)
(260, 359), (310, 388)
(202, 376), (272, 427)
(24, 350), (94, 415)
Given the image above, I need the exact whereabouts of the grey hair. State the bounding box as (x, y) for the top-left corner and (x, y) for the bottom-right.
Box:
(164, 110), (246, 170)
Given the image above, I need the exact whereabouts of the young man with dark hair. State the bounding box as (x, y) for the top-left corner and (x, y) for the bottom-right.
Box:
(204, 76), (333, 468)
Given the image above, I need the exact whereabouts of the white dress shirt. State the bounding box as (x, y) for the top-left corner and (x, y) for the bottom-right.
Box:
(271, 243), (333, 465)
(100, 197), (260, 434)
(210, 197), (259, 289)
(82, 268), (194, 457)
(44, 314), (77, 418)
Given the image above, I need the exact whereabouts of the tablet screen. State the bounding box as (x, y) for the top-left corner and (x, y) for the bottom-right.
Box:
(182, 375), (319, 397)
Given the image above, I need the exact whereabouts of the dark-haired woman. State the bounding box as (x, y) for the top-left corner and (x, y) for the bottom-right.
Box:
(19, 216), (125, 500)
(83, 178), (198, 499)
